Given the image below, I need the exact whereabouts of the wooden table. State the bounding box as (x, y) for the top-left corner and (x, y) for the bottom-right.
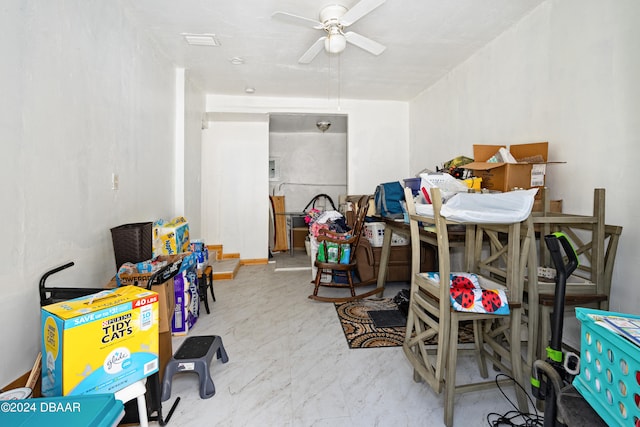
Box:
(373, 216), (472, 295)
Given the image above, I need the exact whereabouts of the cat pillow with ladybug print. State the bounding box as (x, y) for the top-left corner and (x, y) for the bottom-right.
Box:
(421, 272), (510, 315)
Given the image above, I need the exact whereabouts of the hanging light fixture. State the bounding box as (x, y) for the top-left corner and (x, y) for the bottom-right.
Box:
(324, 27), (347, 54)
(316, 120), (331, 132)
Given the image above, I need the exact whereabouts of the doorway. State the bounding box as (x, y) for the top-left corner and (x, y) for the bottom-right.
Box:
(268, 113), (348, 256)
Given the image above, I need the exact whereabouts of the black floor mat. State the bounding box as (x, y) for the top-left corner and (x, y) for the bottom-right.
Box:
(368, 309), (407, 328)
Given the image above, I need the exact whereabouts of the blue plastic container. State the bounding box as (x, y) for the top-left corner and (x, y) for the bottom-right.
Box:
(403, 178), (421, 196)
(574, 307), (640, 427)
(0, 394), (123, 426)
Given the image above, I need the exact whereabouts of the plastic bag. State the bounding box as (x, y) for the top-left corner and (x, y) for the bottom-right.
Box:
(440, 188), (538, 223)
(419, 172), (469, 204)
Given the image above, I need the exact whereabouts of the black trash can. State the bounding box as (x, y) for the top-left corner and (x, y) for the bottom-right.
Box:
(110, 222), (152, 270)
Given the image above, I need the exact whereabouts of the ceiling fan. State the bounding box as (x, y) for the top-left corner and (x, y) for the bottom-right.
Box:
(272, 0), (386, 64)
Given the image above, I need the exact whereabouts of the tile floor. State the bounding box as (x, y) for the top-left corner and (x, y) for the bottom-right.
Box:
(164, 252), (538, 427)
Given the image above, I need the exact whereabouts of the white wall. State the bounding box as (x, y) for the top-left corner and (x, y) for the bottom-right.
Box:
(201, 119), (270, 259)
(183, 76), (206, 238)
(410, 0), (640, 317)
(0, 1), (204, 385)
(269, 131), (347, 213)
(203, 95), (410, 259)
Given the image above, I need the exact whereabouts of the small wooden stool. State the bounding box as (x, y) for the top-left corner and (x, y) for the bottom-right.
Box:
(161, 335), (228, 401)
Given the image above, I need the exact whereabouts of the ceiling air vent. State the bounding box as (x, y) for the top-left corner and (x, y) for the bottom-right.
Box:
(181, 33), (221, 47)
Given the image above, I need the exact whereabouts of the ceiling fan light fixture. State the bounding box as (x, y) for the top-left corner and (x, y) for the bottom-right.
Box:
(325, 29), (347, 54)
(316, 120), (331, 132)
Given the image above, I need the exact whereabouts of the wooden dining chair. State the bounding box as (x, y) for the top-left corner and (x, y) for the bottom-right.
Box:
(529, 188), (623, 360)
(309, 195), (381, 302)
(403, 187), (532, 426)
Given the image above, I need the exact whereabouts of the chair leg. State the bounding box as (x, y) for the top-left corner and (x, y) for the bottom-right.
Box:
(444, 313), (460, 427)
(347, 270), (356, 298)
(473, 319), (488, 379)
(540, 305), (551, 361)
(436, 310), (450, 391)
(208, 269), (216, 302)
(509, 308), (529, 413)
(202, 290), (211, 314)
(412, 369), (422, 383)
(199, 280), (211, 315)
(312, 268), (323, 297)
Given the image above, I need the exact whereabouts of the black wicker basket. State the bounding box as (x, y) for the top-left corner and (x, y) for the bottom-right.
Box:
(110, 222), (152, 270)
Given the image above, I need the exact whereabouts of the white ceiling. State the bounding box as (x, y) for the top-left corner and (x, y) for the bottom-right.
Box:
(121, 0), (546, 102)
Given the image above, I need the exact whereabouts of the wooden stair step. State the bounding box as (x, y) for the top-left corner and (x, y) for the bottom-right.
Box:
(212, 258), (241, 280)
(206, 244), (241, 280)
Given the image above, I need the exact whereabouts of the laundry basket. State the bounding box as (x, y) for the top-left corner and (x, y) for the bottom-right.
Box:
(110, 222), (152, 270)
(364, 222), (409, 247)
(574, 307), (640, 427)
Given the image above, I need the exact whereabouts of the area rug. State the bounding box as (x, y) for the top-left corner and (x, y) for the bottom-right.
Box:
(334, 298), (476, 349)
(368, 309), (407, 328)
(334, 298), (406, 349)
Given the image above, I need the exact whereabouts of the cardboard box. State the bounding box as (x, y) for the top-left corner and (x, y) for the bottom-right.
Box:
(292, 228), (308, 248)
(356, 239), (436, 283)
(41, 286), (159, 397)
(153, 217), (190, 256)
(158, 331), (173, 382)
(463, 142), (553, 193)
(107, 275), (173, 333)
(115, 253), (196, 333)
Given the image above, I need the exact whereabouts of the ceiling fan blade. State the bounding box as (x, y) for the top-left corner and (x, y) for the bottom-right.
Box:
(339, 0), (386, 27)
(344, 32), (386, 55)
(271, 11), (324, 29)
(298, 37), (326, 64)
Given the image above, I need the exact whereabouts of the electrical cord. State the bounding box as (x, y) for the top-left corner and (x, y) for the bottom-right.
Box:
(486, 373), (544, 427)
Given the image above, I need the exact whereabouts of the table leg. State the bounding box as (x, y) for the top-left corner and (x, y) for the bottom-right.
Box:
(289, 217), (294, 256)
(375, 226), (393, 297)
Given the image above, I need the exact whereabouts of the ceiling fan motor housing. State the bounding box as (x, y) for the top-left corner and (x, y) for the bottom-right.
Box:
(319, 5), (348, 24)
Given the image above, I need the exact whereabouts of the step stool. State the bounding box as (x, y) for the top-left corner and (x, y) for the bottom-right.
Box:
(161, 335), (229, 401)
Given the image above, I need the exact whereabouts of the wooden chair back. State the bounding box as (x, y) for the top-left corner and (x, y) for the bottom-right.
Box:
(533, 188), (622, 305)
(310, 195), (382, 302)
(316, 195), (369, 265)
